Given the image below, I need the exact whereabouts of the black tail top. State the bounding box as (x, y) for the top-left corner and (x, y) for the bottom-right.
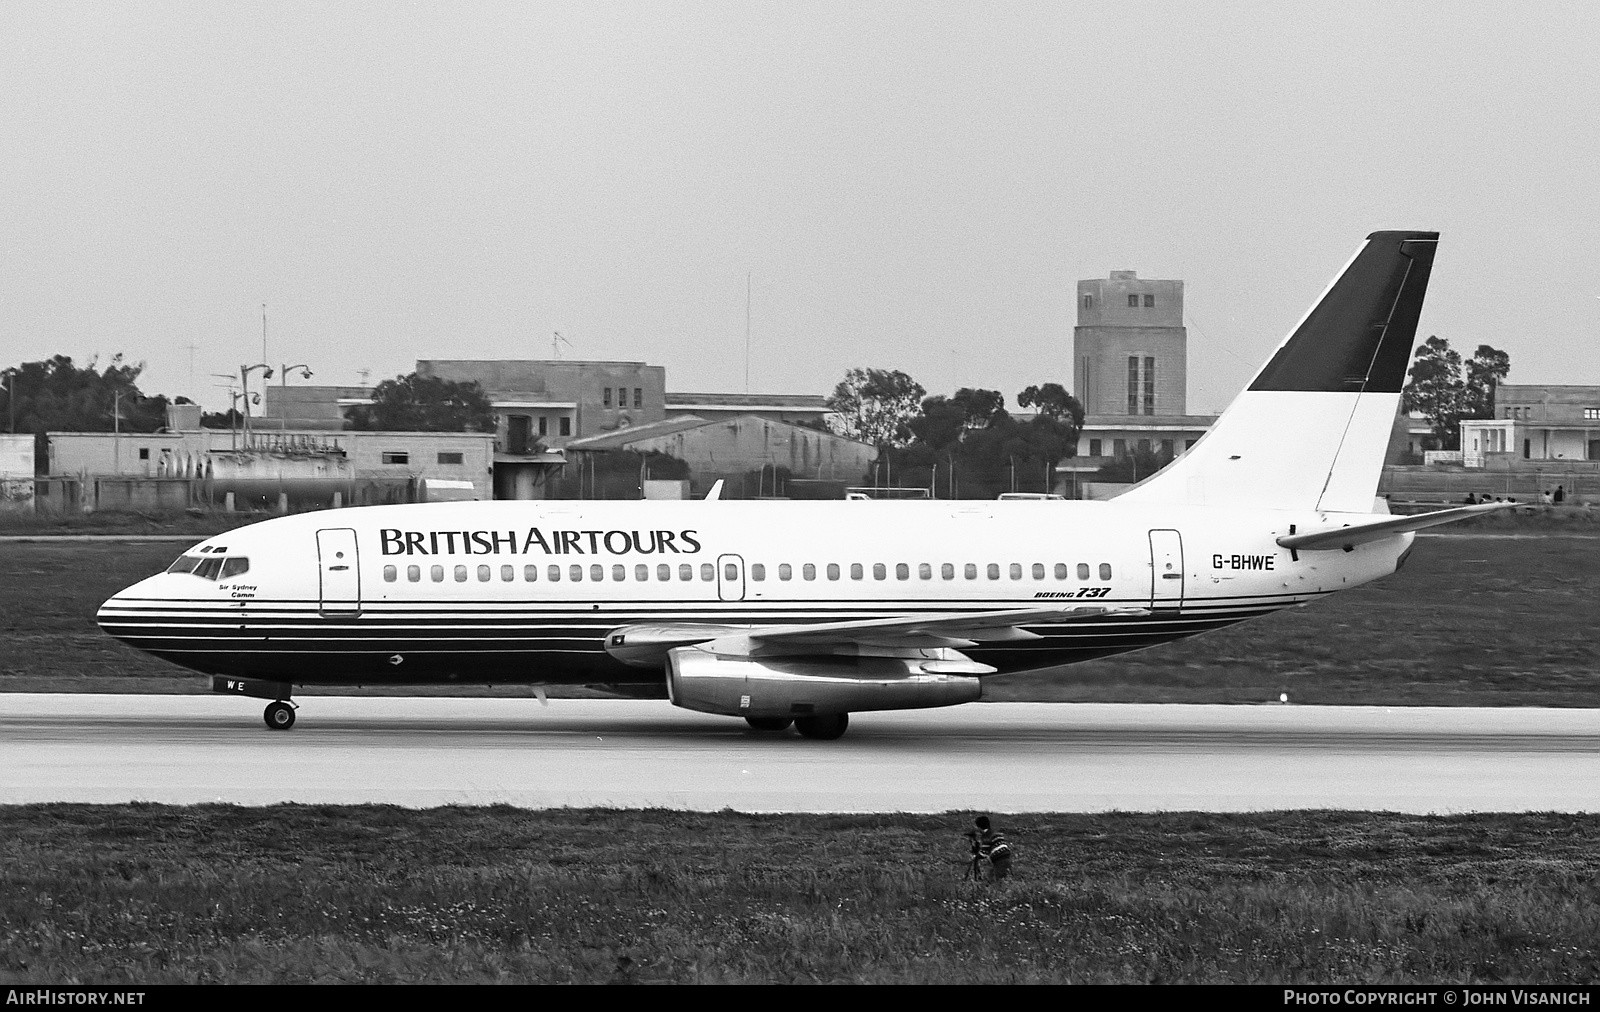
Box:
(1248, 230), (1438, 394)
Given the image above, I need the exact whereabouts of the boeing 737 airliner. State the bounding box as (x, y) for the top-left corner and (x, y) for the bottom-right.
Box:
(99, 231), (1506, 738)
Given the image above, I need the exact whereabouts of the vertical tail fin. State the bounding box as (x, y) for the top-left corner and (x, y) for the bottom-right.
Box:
(1116, 230), (1438, 513)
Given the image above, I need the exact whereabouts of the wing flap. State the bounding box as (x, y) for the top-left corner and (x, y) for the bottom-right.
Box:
(607, 604), (1147, 667)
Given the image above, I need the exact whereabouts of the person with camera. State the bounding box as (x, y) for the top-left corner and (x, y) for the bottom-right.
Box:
(970, 815), (1012, 881)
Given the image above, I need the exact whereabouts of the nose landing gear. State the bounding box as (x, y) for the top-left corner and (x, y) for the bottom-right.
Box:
(264, 700), (297, 730)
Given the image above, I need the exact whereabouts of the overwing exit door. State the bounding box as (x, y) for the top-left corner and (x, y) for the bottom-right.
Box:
(1148, 529), (1184, 609)
(717, 554), (746, 602)
(316, 528), (361, 615)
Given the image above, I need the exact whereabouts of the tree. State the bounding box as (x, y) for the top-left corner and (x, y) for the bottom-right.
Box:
(1462, 344), (1511, 421)
(951, 388), (1007, 428)
(1402, 337), (1510, 450)
(1017, 382), (1085, 429)
(825, 368), (925, 449)
(2, 355), (171, 472)
(1093, 444), (1171, 484)
(346, 373), (495, 432)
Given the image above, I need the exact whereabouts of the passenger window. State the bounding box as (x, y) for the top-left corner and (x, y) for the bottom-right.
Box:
(501, 565), (514, 582)
(220, 557), (250, 580)
(872, 563), (886, 580)
(1054, 563), (1068, 579)
(524, 565), (538, 582)
(850, 563), (863, 580)
(1031, 563), (1045, 580)
(408, 565), (421, 583)
(1009, 563), (1023, 580)
(1099, 563), (1113, 580)
(1077, 563), (1090, 580)
(941, 563), (954, 580)
(570, 565), (583, 582)
(965, 563), (977, 580)
(590, 564), (603, 582)
(612, 564), (625, 581)
(724, 563), (737, 581)
(919, 563), (932, 580)
(802, 564), (814, 581)
(383, 565), (397, 583)
(548, 565), (561, 582)
(987, 563), (1000, 580)
(431, 565), (444, 582)
(827, 563), (840, 581)
(658, 564), (671, 581)
(679, 564), (693, 581)
(895, 563), (909, 580)
(751, 564), (766, 581)
(636, 564), (649, 581)
(701, 563), (715, 581)
(779, 564), (792, 581)
(454, 565), (468, 583)
(477, 565), (491, 582)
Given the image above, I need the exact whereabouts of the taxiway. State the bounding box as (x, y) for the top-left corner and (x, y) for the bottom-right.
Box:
(3, 694), (1598, 812)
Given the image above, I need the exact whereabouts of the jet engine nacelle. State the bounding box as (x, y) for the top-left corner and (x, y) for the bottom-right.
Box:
(664, 646), (982, 719)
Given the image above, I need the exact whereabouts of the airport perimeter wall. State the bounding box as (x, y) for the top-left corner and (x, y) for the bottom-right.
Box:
(1380, 465), (1599, 505)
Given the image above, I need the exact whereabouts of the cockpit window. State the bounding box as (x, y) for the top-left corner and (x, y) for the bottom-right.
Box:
(166, 553), (248, 580)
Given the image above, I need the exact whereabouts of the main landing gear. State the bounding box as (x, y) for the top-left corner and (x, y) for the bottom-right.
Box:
(745, 713), (850, 739)
(264, 700), (297, 731)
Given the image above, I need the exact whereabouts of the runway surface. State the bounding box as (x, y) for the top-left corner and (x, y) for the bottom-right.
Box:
(5, 694), (1599, 812)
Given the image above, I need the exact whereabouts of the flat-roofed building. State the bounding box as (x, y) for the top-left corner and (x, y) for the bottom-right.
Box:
(665, 392), (830, 427)
(1461, 384), (1600, 465)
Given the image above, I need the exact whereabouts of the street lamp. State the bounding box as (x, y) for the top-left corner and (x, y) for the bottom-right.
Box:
(277, 365), (313, 433)
(239, 363), (274, 444)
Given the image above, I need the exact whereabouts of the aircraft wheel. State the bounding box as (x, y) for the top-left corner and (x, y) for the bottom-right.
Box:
(745, 716), (793, 732)
(264, 701), (296, 731)
(794, 713), (848, 740)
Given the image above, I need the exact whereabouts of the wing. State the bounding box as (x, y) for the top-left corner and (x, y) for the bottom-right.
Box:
(604, 604), (1147, 671)
(1276, 501), (1515, 552)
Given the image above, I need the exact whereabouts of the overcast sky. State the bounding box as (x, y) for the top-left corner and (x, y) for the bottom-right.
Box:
(4, 2), (1597, 414)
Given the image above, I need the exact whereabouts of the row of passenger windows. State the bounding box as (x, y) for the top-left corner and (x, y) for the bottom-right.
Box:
(381, 561), (1115, 584)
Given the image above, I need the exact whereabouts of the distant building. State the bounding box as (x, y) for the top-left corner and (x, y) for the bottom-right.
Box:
(1064, 270), (1217, 488)
(564, 415), (874, 498)
(664, 392), (830, 427)
(47, 404), (496, 510)
(1074, 270), (1186, 417)
(1460, 384), (1600, 465)
(0, 433), (32, 513)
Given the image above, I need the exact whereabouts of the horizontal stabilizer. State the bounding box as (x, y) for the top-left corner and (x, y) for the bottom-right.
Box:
(1276, 501), (1515, 552)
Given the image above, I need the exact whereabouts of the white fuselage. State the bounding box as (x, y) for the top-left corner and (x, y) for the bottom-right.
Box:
(97, 498), (1410, 686)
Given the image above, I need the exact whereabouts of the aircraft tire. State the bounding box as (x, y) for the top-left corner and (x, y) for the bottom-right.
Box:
(263, 701), (296, 731)
(794, 713), (848, 740)
(744, 716), (793, 732)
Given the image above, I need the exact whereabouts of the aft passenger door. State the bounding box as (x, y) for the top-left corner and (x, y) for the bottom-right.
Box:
(717, 554), (746, 602)
(1148, 529), (1184, 610)
(316, 528), (361, 616)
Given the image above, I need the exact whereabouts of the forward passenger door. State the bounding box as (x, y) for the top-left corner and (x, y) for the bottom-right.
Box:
(316, 528), (362, 616)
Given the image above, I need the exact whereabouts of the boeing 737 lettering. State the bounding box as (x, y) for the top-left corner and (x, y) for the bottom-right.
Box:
(98, 231), (1508, 738)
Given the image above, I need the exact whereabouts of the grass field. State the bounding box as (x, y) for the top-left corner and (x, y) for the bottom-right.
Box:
(3, 532), (1596, 704)
(2, 805), (1598, 984)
